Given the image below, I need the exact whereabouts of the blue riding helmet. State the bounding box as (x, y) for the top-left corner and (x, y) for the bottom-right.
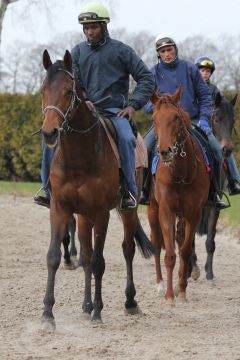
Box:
(195, 56), (215, 74)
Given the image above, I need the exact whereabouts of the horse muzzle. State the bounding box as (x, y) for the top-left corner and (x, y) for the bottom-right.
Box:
(41, 128), (59, 148)
(159, 147), (175, 163)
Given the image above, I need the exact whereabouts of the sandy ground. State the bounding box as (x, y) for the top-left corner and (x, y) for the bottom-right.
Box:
(1, 194), (240, 360)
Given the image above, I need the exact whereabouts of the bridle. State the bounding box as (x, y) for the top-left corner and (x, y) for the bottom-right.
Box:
(154, 98), (190, 159)
(42, 68), (99, 135)
(154, 98), (198, 184)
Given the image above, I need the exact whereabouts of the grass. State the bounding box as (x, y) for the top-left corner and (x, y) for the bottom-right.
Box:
(0, 180), (239, 227)
(220, 194), (240, 226)
(0, 180), (41, 196)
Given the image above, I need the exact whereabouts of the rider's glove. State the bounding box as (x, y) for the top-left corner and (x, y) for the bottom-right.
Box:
(198, 119), (212, 135)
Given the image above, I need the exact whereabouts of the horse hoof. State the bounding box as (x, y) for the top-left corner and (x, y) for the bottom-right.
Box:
(71, 256), (80, 268)
(124, 305), (142, 315)
(191, 265), (200, 281)
(156, 281), (165, 297)
(62, 262), (78, 270)
(91, 313), (102, 323)
(178, 292), (187, 303)
(166, 298), (175, 307)
(41, 317), (56, 332)
(206, 272), (214, 280)
(174, 284), (179, 297)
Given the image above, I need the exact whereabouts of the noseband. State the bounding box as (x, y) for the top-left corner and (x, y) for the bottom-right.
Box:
(42, 69), (98, 135)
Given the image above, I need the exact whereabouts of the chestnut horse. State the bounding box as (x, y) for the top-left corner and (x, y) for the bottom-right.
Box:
(40, 50), (154, 330)
(148, 87), (210, 303)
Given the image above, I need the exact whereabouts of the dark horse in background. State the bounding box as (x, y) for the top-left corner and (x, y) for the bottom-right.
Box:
(40, 50), (154, 330)
(147, 87), (210, 303)
(189, 92), (238, 280)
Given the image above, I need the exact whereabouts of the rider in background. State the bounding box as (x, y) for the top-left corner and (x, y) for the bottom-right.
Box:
(34, 1), (155, 211)
(139, 33), (228, 209)
(195, 56), (240, 195)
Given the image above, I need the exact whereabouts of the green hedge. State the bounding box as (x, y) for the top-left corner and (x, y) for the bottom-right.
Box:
(0, 92), (239, 181)
(0, 93), (42, 181)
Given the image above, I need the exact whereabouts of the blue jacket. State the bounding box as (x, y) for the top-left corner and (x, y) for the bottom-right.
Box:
(71, 34), (155, 110)
(144, 56), (212, 123)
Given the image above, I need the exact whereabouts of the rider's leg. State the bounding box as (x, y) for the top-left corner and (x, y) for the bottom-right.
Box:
(225, 153), (240, 195)
(207, 132), (229, 209)
(110, 114), (137, 210)
(139, 127), (157, 205)
(34, 141), (54, 207)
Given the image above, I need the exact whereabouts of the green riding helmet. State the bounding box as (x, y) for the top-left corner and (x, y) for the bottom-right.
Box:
(195, 56), (215, 74)
(78, 1), (110, 24)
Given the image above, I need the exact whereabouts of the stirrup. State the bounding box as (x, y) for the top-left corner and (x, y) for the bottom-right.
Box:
(214, 191), (231, 209)
(119, 191), (137, 211)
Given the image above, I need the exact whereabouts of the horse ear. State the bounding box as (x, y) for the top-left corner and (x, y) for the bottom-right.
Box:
(172, 85), (182, 103)
(63, 50), (72, 71)
(215, 92), (222, 107)
(43, 49), (52, 70)
(230, 93), (238, 107)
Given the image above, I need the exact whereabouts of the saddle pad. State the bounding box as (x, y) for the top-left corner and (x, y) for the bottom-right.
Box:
(99, 117), (148, 169)
(189, 127), (214, 178)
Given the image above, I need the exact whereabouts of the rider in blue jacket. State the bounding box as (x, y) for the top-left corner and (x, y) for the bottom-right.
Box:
(140, 33), (228, 209)
(195, 56), (240, 195)
(34, 1), (154, 211)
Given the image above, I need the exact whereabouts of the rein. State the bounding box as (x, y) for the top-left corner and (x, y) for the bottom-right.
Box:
(42, 68), (99, 135)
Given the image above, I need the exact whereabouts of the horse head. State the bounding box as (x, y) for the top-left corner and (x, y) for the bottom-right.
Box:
(41, 49), (82, 147)
(151, 86), (190, 163)
(212, 93), (238, 157)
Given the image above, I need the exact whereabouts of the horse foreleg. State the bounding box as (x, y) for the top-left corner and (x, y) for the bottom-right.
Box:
(159, 209), (176, 303)
(205, 207), (219, 280)
(177, 220), (198, 301)
(91, 212), (110, 321)
(77, 215), (93, 317)
(42, 209), (70, 330)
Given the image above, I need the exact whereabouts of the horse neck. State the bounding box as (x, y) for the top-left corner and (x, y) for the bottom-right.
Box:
(59, 106), (102, 165)
(171, 123), (196, 183)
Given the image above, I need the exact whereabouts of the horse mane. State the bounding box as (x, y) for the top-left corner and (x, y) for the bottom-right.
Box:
(153, 93), (191, 129)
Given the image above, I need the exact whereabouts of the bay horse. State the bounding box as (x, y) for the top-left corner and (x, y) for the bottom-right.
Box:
(189, 92), (238, 280)
(147, 86), (210, 303)
(40, 50), (154, 330)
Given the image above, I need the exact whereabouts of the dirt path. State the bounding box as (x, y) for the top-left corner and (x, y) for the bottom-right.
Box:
(1, 194), (240, 360)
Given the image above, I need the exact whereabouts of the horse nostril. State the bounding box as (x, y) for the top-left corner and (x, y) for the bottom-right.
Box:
(41, 128), (59, 146)
(160, 149), (169, 157)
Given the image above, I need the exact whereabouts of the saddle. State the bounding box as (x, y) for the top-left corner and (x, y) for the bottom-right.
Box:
(99, 115), (148, 169)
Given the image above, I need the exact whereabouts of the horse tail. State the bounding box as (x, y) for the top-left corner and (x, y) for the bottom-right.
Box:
(196, 206), (210, 236)
(135, 216), (155, 259)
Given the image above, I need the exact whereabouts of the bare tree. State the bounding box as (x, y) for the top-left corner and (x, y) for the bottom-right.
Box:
(0, 0), (18, 45)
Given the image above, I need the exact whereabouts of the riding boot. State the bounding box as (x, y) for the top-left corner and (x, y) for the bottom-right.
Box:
(228, 180), (240, 195)
(34, 190), (50, 208)
(119, 170), (137, 211)
(213, 162), (230, 210)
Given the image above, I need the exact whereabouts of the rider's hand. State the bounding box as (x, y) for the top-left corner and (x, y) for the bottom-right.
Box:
(198, 119), (212, 136)
(117, 106), (136, 120)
